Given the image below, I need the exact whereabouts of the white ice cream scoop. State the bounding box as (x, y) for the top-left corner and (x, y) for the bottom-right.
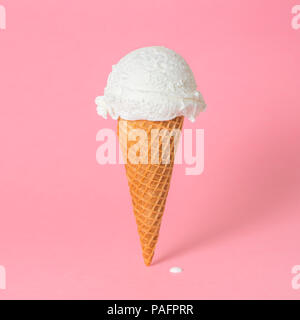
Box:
(95, 46), (206, 122)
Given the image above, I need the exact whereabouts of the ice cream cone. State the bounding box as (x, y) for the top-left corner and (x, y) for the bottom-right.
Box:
(118, 116), (184, 266)
(95, 46), (206, 266)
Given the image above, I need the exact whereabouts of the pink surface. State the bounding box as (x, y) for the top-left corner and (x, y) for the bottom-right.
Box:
(0, 0), (300, 300)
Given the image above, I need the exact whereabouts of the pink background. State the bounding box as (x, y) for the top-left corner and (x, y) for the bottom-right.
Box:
(0, 0), (300, 300)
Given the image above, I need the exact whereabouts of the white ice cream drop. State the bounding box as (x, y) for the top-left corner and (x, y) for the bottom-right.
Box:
(169, 267), (183, 274)
(95, 46), (206, 122)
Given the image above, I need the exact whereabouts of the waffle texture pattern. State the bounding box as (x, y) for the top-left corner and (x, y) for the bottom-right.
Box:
(118, 116), (184, 265)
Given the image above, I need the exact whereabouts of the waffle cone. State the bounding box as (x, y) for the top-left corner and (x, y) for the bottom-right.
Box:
(118, 116), (184, 266)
